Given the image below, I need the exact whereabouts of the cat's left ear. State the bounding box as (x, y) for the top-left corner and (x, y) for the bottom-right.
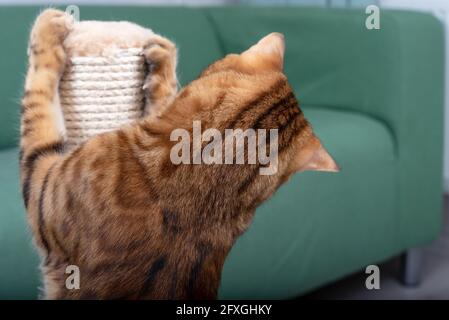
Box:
(242, 32), (285, 70)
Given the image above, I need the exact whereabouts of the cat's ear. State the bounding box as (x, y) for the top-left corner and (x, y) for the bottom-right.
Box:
(292, 134), (339, 173)
(242, 32), (285, 70)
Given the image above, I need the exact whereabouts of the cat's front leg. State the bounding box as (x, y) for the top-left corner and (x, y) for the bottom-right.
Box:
(141, 35), (178, 118)
(21, 9), (73, 159)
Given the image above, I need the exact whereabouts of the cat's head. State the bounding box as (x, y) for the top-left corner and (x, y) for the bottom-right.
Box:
(152, 33), (338, 230)
(200, 32), (339, 175)
(163, 33), (338, 174)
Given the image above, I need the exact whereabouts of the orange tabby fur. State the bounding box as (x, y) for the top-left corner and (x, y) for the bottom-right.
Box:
(20, 9), (337, 300)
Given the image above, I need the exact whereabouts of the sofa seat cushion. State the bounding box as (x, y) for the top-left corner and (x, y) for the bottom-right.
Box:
(219, 106), (399, 299)
(0, 147), (40, 299)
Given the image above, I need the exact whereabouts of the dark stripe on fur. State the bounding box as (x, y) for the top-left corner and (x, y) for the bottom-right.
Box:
(22, 127), (34, 137)
(186, 242), (211, 299)
(22, 176), (31, 209)
(115, 130), (160, 207)
(48, 177), (70, 258)
(23, 141), (66, 172)
(30, 44), (45, 55)
(38, 163), (55, 261)
(139, 256), (166, 297)
(21, 101), (41, 113)
(168, 266), (179, 299)
(22, 141), (66, 208)
(226, 78), (287, 130)
(23, 112), (46, 125)
(162, 209), (180, 235)
(278, 114), (308, 153)
(59, 145), (82, 175)
(237, 166), (260, 194)
(237, 113), (305, 194)
(251, 92), (296, 129)
(23, 89), (53, 100)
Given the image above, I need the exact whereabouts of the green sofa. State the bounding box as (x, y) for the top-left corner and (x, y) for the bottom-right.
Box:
(0, 6), (444, 299)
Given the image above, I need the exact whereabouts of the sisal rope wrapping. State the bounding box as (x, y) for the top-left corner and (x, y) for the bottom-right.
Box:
(60, 48), (147, 147)
(59, 20), (156, 147)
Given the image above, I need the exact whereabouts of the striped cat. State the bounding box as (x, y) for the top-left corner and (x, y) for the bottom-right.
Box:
(20, 9), (338, 299)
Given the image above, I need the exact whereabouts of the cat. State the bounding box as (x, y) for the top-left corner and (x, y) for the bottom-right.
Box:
(20, 9), (338, 299)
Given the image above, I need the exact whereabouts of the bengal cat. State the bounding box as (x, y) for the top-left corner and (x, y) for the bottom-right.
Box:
(20, 9), (338, 299)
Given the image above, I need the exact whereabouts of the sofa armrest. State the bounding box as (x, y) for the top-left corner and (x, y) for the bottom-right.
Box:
(382, 11), (444, 244)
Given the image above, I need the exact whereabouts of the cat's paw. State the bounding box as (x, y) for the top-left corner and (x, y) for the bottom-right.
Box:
(31, 9), (73, 46)
(141, 35), (178, 117)
(29, 9), (73, 73)
(142, 35), (177, 71)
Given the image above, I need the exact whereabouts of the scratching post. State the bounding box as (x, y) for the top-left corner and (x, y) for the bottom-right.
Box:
(61, 21), (155, 147)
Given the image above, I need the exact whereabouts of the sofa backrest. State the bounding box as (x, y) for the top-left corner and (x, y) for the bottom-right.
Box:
(205, 7), (444, 142)
(0, 6), (443, 152)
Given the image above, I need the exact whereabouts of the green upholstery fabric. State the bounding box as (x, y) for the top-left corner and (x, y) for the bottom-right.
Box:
(0, 148), (40, 299)
(0, 6), (444, 299)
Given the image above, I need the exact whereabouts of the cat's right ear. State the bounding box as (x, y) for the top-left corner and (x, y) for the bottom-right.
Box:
(242, 32), (285, 70)
(292, 134), (340, 173)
